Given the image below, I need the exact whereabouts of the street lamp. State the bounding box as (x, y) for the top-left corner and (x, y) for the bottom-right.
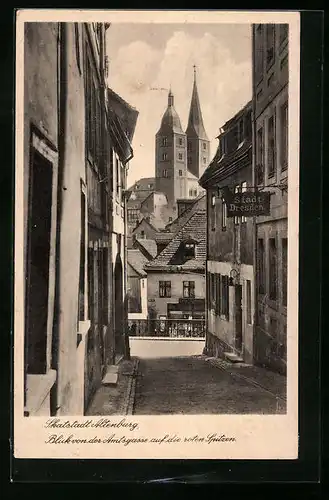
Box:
(229, 268), (240, 287)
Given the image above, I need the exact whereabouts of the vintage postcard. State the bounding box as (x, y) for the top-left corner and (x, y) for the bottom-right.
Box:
(14, 9), (300, 460)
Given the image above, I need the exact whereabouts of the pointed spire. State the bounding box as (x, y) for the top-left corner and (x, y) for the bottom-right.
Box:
(168, 87), (174, 107)
(186, 66), (209, 141)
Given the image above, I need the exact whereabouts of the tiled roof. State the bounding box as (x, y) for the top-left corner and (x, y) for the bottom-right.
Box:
(127, 249), (148, 277)
(134, 238), (158, 259)
(199, 141), (251, 187)
(165, 194), (206, 233)
(145, 210), (207, 270)
(153, 231), (175, 243)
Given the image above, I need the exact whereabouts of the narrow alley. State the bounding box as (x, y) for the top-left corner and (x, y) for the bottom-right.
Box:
(132, 354), (286, 415)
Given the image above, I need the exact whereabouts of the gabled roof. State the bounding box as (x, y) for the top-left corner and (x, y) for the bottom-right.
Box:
(165, 194), (206, 233)
(199, 101), (252, 188)
(133, 238), (158, 260)
(132, 216), (159, 234)
(108, 88), (139, 142)
(128, 177), (156, 192)
(127, 249), (148, 277)
(199, 140), (251, 188)
(145, 211), (207, 271)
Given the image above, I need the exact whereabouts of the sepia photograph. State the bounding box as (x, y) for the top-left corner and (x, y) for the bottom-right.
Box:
(14, 9), (300, 460)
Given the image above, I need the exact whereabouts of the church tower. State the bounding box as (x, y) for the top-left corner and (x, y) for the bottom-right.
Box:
(186, 66), (210, 180)
(155, 89), (187, 219)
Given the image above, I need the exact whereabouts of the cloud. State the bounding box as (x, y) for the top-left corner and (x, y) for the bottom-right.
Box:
(107, 28), (251, 187)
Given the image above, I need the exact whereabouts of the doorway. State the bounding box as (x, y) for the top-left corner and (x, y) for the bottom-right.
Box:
(25, 149), (53, 375)
(235, 284), (243, 352)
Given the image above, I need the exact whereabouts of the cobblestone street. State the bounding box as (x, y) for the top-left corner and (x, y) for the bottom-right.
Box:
(133, 354), (286, 415)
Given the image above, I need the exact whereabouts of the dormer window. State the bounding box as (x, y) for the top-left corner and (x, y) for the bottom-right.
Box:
(184, 242), (195, 259)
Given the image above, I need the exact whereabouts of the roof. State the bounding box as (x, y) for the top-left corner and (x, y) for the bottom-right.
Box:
(134, 238), (158, 259)
(108, 88), (139, 142)
(219, 100), (252, 136)
(145, 210), (207, 271)
(128, 177), (156, 192)
(153, 231), (175, 243)
(199, 140), (251, 188)
(157, 90), (184, 135)
(132, 216), (159, 234)
(127, 249), (148, 277)
(165, 194), (206, 233)
(199, 100), (252, 188)
(185, 71), (209, 141)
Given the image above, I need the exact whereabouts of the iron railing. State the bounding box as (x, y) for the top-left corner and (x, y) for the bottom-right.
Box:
(128, 318), (206, 338)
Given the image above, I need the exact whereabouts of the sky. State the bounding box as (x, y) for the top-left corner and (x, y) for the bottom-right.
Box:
(106, 23), (252, 188)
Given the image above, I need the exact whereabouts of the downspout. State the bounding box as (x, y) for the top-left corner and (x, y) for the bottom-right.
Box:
(50, 22), (68, 416)
(251, 25), (258, 366)
(123, 162), (131, 360)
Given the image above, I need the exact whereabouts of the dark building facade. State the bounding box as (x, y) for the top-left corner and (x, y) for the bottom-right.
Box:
(199, 101), (254, 363)
(23, 22), (138, 416)
(252, 23), (288, 375)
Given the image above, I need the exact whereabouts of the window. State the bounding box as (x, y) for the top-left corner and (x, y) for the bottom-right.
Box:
(215, 274), (221, 315)
(148, 183), (153, 189)
(269, 238), (277, 300)
(159, 280), (171, 298)
(178, 153), (183, 160)
(280, 102), (288, 171)
(168, 216), (172, 222)
(203, 157), (207, 164)
(246, 280), (252, 324)
(86, 53), (101, 166)
(268, 114), (276, 178)
(241, 182), (247, 223)
(163, 169), (168, 178)
(211, 273), (216, 310)
(234, 186), (240, 225)
(279, 24), (289, 45)
(211, 192), (216, 230)
(183, 281), (195, 298)
(162, 152), (168, 161)
(257, 238), (265, 294)
(179, 169), (182, 176)
(178, 138), (183, 146)
(188, 156), (192, 165)
(222, 199), (227, 230)
(255, 24), (264, 82)
(221, 275), (230, 320)
(203, 142), (207, 150)
(184, 242), (195, 259)
(78, 189), (86, 321)
(127, 209), (139, 223)
(140, 230), (145, 238)
(162, 137), (168, 146)
(187, 141), (192, 151)
(194, 189), (197, 197)
(116, 157), (120, 195)
(266, 24), (275, 67)
(25, 147), (54, 374)
(282, 238), (288, 306)
(256, 127), (264, 185)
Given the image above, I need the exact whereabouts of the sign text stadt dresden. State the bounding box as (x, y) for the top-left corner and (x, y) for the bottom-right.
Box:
(222, 188), (271, 217)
